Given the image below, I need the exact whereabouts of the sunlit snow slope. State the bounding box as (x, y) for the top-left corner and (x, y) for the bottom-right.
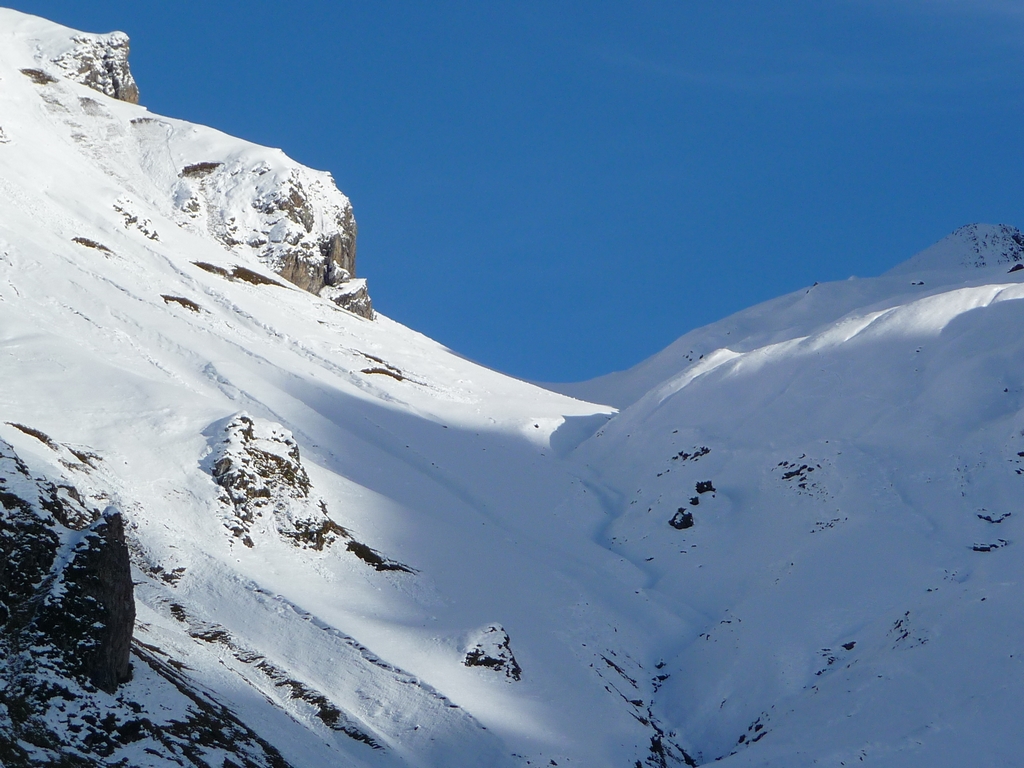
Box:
(1, 8), (1023, 768)
(556, 223), (1024, 766)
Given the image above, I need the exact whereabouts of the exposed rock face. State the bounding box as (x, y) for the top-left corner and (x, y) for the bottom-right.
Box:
(210, 413), (348, 549)
(464, 624), (522, 681)
(51, 31), (139, 103)
(173, 160), (373, 318)
(60, 510), (135, 692)
(0, 441), (133, 695)
(0, 440), (134, 759)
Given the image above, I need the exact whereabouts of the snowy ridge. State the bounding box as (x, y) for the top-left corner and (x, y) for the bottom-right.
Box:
(2, 8), (1024, 768)
(557, 222), (1024, 409)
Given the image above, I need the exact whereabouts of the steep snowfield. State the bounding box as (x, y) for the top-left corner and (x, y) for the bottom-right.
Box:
(0, 10), (666, 768)
(558, 224), (1024, 765)
(1, 8), (1023, 768)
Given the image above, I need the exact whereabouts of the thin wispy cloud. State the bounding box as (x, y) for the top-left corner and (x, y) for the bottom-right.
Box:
(582, 2), (1024, 98)
(855, 0), (1024, 25)
(900, 0), (1024, 17)
(596, 49), (994, 96)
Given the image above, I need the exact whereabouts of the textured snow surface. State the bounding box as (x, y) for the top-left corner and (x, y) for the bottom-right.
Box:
(2, 8), (1024, 768)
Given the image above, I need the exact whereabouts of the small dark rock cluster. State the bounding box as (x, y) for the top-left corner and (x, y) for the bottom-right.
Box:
(669, 510), (694, 530)
(670, 481), (717, 529)
(464, 624), (522, 681)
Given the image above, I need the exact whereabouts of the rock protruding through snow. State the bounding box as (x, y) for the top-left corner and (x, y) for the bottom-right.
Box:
(209, 413), (413, 570)
(464, 624), (522, 681)
(210, 413), (347, 550)
(173, 158), (371, 318)
(55, 508), (136, 693)
(888, 223), (1024, 274)
(50, 30), (139, 103)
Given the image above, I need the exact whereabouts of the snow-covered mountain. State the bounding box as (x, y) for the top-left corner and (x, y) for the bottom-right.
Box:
(1, 9), (1022, 768)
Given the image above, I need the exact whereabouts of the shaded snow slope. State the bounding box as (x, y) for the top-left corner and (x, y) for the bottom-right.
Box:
(3, 8), (1024, 768)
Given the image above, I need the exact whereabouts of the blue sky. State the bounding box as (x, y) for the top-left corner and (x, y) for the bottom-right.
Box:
(9, 1), (1024, 381)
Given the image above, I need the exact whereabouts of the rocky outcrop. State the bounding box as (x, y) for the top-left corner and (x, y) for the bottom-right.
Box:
(51, 31), (139, 103)
(0, 440), (133, 691)
(463, 624), (522, 681)
(0, 439), (133, 760)
(54, 510), (135, 693)
(173, 160), (373, 318)
(210, 414), (411, 571)
(209, 414), (347, 547)
(211, 413), (345, 549)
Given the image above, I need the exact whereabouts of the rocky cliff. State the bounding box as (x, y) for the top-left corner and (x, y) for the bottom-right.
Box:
(50, 30), (140, 104)
(7, 10), (372, 319)
(0, 439), (137, 761)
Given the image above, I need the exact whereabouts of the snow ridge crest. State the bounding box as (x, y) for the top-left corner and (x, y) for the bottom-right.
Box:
(888, 222), (1024, 274)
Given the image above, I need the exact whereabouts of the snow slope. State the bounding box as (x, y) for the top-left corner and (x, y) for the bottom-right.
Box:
(0, 10), (669, 767)
(2, 8), (1023, 768)
(558, 223), (1024, 765)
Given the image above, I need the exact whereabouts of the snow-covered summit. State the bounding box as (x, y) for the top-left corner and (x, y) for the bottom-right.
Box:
(887, 222), (1024, 275)
(556, 221), (1024, 408)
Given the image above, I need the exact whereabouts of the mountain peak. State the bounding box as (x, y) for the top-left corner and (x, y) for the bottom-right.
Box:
(0, 7), (371, 318)
(887, 222), (1024, 275)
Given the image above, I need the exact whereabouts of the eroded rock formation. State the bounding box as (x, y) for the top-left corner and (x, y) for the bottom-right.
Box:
(51, 31), (139, 103)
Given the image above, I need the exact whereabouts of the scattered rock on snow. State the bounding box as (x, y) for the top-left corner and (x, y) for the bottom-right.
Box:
(19, 67), (57, 85)
(72, 236), (112, 253)
(162, 294), (202, 312)
(671, 446), (710, 462)
(972, 539), (1009, 553)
